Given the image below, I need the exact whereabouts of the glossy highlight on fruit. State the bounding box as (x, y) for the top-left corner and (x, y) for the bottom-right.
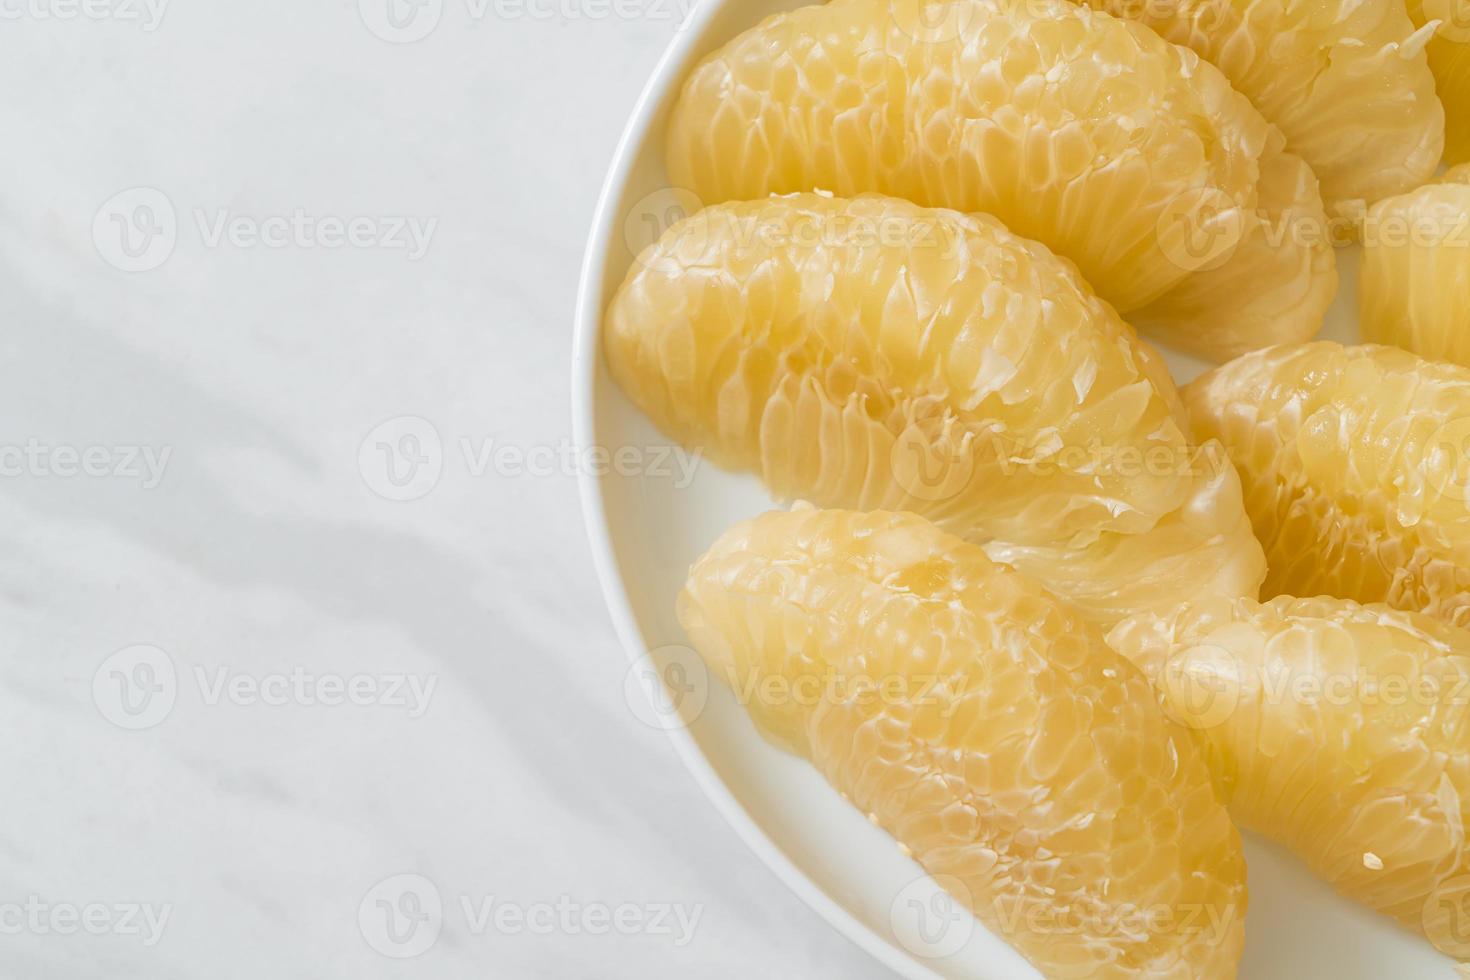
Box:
(1108, 594), (1470, 958)
(1360, 164), (1470, 366)
(1084, 0), (1443, 210)
(606, 194), (1265, 623)
(1406, 0), (1470, 165)
(1185, 342), (1470, 628)
(679, 507), (1249, 978)
(665, 0), (1335, 360)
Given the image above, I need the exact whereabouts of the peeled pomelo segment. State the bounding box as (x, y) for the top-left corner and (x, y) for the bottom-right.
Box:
(1185, 341), (1470, 629)
(1131, 143), (1338, 361)
(1360, 164), (1470, 367)
(605, 194), (1265, 623)
(665, 0), (1334, 360)
(1107, 594), (1470, 959)
(679, 507), (1249, 979)
(1084, 0), (1443, 211)
(1407, 0), (1470, 165)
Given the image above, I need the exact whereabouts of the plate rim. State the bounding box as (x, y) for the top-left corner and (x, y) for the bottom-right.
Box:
(569, 6), (940, 976)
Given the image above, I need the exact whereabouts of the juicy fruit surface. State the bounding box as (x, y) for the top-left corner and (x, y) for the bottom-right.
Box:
(1085, 0), (1443, 210)
(1185, 342), (1470, 629)
(665, 0), (1334, 359)
(679, 507), (1248, 978)
(1107, 595), (1470, 958)
(1407, 0), (1470, 165)
(1361, 164), (1470, 367)
(606, 194), (1266, 622)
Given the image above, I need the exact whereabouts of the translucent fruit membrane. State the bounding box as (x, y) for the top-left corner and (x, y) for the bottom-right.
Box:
(1108, 594), (1470, 960)
(680, 507), (1249, 979)
(665, 0), (1337, 361)
(1361, 164), (1470, 367)
(1185, 341), (1470, 629)
(606, 194), (1265, 626)
(1084, 0), (1443, 212)
(1406, 0), (1470, 165)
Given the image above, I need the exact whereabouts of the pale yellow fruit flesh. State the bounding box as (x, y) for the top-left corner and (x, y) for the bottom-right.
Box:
(1360, 163), (1470, 367)
(665, 0), (1335, 360)
(1085, 0), (1443, 211)
(606, 194), (1266, 624)
(1185, 341), (1470, 629)
(1406, 0), (1470, 165)
(679, 507), (1249, 979)
(1108, 594), (1470, 959)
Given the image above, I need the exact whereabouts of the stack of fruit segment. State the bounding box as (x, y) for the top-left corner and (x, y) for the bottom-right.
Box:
(605, 194), (1267, 627)
(664, 0), (1338, 361)
(600, 0), (1470, 969)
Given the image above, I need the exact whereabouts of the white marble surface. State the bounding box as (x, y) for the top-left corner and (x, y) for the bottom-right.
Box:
(0, 3), (890, 976)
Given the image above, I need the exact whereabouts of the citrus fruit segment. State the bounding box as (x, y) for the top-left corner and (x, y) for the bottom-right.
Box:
(1107, 594), (1470, 958)
(605, 194), (1266, 623)
(1130, 143), (1337, 360)
(664, 0), (1335, 360)
(1184, 341), (1470, 628)
(679, 507), (1249, 979)
(1360, 163), (1470, 366)
(1084, 0), (1443, 211)
(1406, 0), (1470, 165)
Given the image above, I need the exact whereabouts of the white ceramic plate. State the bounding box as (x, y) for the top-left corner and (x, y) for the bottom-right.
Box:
(572, 5), (1455, 975)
